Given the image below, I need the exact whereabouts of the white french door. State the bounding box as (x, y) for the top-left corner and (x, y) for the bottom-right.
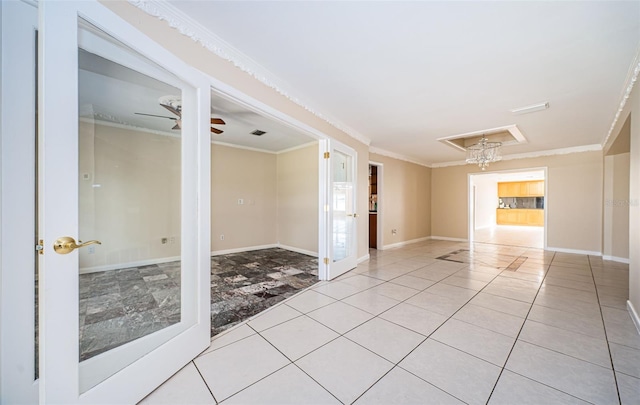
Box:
(37, 1), (210, 403)
(320, 140), (358, 280)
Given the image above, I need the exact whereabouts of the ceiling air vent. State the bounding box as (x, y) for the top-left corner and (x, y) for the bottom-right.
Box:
(250, 130), (266, 136)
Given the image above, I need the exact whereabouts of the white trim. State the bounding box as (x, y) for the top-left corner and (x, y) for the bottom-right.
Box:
(210, 243), (318, 258)
(602, 47), (640, 148)
(628, 300), (640, 335)
(79, 256), (181, 274)
(211, 140), (318, 155)
(369, 146), (430, 168)
(431, 144), (603, 168)
(277, 244), (318, 257)
(211, 244), (278, 257)
(602, 255), (630, 264)
(382, 236), (432, 250)
(79, 117), (179, 138)
(127, 0), (370, 147)
(429, 236), (468, 243)
(358, 254), (370, 264)
(437, 124), (528, 152)
(546, 246), (602, 256)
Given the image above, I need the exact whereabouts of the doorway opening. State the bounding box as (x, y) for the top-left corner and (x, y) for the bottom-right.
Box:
(469, 168), (547, 249)
(369, 162), (383, 250)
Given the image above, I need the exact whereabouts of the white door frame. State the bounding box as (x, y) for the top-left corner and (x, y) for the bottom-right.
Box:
(37, 1), (211, 403)
(0, 1), (40, 403)
(467, 167), (548, 249)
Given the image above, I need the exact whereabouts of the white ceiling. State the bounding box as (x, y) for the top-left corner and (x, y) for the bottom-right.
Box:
(79, 50), (317, 152)
(159, 0), (640, 164)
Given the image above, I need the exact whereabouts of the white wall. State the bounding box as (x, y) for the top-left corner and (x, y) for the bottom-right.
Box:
(472, 175), (497, 229)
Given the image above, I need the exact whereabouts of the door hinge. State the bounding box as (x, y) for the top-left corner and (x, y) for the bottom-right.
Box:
(323, 257), (329, 265)
(36, 239), (44, 255)
(324, 152), (330, 159)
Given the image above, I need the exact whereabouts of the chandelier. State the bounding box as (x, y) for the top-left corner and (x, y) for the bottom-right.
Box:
(466, 135), (502, 170)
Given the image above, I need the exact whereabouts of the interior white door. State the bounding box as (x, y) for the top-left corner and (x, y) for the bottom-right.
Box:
(0, 1), (40, 403)
(38, 1), (211, 403)
(325, 140), (358, 279)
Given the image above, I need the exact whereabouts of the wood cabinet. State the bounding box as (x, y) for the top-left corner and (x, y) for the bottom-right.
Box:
(369, 213), (377, 248)
(498, 180), (544, 197)
(496, 209), (544, 226)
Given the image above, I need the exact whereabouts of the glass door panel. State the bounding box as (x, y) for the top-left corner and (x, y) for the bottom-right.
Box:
(328, 142), (357, 279)
(38, 2), (210, 401)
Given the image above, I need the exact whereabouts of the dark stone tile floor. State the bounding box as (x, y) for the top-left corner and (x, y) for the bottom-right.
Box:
(210, 248), (318, 336)
(77, 248), (318, 361)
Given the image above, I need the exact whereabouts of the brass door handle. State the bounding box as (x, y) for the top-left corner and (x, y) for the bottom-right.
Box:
(347, 213), (359, 218)
(53, 236), (101, 254)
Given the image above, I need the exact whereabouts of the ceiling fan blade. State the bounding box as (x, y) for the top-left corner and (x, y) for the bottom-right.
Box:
(160, 103), (181, 117)
(210, 118), (226, 125)
(135, 112), (176, 120)
(211, 127), (223, 134)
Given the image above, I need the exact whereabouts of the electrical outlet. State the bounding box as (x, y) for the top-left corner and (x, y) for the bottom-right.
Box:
(238, 198), (244, 205)
(220, 234), (225, 241)
(161, 237), (168, 244)
(169, 236), (176, 244)
(392, 229), (397, 235)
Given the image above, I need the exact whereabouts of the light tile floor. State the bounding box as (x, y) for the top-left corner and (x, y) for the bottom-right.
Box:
(473, 225), (544, 249)
(140, 239), (640, 405)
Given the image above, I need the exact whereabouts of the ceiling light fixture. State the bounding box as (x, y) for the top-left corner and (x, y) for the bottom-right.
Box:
(466, 135), (502, 171)
(510, 102), (549, 115)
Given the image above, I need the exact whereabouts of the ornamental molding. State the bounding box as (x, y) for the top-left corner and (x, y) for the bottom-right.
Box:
(128, 0), (370, 146)
(602, 46), (640, 147)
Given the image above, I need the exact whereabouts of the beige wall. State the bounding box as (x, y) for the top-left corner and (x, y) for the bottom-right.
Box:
(603, 153), (630, 260)
(79, 123), (181, 271)
(211, 144), (277, 251)
(277, 144), (319, 253)
(432, 151), (603, 253)
(104, 1), (372, 260)
(369, 154), (431, 248)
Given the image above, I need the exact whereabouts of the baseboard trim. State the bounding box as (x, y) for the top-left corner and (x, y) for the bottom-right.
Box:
(381, 236), (431, 250)
(79, 255), (181, 274)
(602, 255), (630, 264)
(429, 236), (468, 243)
(277, 244), (318, 257)
(546, 246), (602, 256)
(628, 300), (640, 336)
(211, 244), (278, 256)
(358, 254), (370, 263)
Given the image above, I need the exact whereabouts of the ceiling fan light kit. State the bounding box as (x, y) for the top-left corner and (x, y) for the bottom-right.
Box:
(135, 95), (226, 134)
(465, 135), (502, 170)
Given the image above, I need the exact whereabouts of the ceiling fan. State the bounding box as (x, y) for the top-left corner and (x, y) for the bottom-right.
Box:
(135, 96), (226, 134)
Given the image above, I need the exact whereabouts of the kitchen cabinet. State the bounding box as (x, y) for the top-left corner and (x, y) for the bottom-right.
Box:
(498, 180), (544, 197)
(496, 209), (544, 226)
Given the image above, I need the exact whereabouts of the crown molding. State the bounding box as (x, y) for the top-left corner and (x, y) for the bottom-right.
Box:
(431, 144), (603, 168)
(369, 146), (432, 168)
(128, 0), (370, 147)
(602, 46), (640, 147)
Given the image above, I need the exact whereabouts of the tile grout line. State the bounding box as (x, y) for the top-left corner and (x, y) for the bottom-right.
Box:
(191, 360), (219, 404)
(484, 251), (555, 404)
(587, 255), (622, 405)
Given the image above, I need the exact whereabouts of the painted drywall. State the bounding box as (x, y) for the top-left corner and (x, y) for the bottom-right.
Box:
(79, 122), (181, 271)
(211, 144), (278, 251)
(369, 153), (431, 248)
(432, 151), (603, 253)
(472, 175), (498, 229)
(603, 153), (630, 261)
(629, 88), (640, 317)
(277, 143), (319, 254)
